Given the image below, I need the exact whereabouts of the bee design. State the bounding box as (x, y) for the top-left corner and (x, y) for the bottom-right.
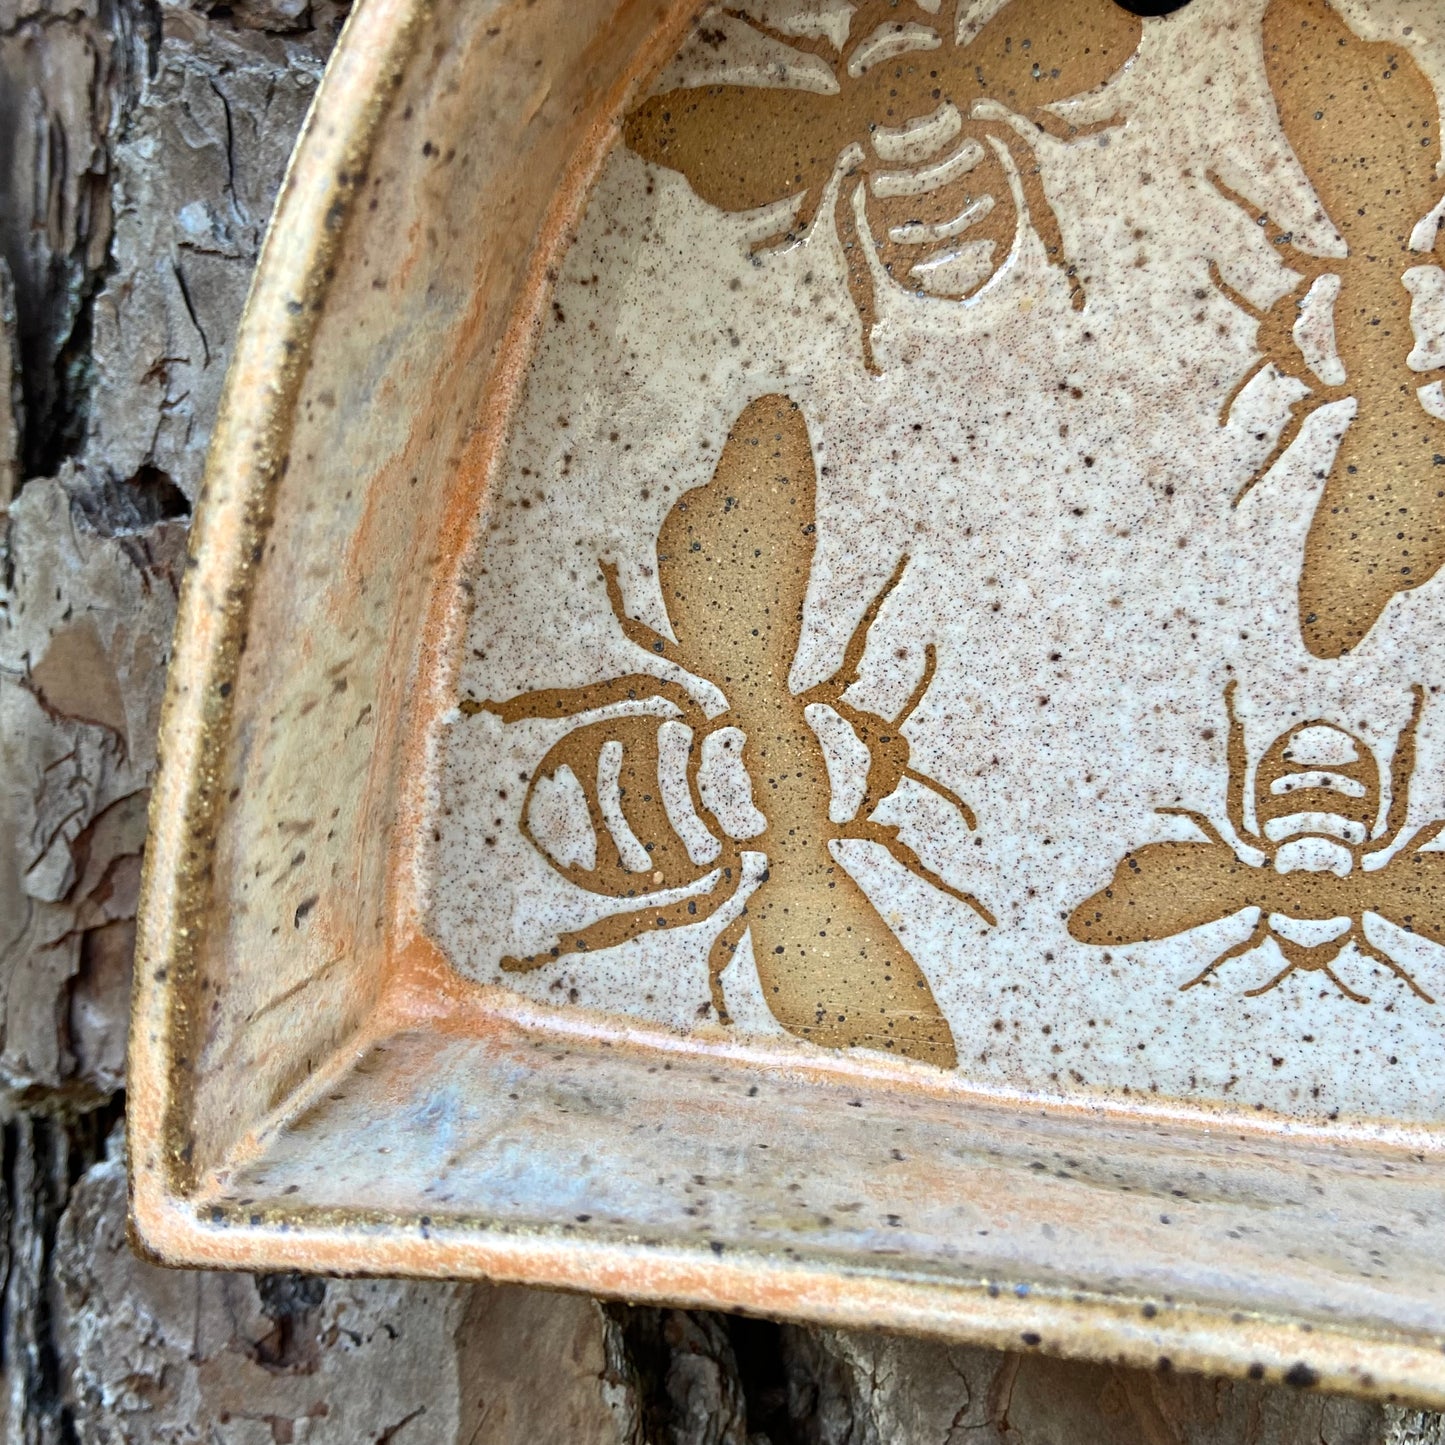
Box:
(623, 0), (1142, 370)
(1213, 0), (1445, 658)
(476, 395), (992, 1066)
(1069, 682), (1445, 1004)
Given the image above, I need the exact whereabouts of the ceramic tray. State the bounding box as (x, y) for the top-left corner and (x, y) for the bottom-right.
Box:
(131, 0), (1445, 1402)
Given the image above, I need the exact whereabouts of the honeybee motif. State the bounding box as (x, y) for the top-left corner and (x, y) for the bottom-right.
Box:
(1069, 682), (1445, 1004)
(1213, 0), (1445, 658)
(623, 0), (1142, 371)
(477, 395), (992, 1067)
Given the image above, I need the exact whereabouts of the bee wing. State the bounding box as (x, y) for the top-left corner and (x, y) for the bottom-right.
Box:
(652, 398), (964, 1067)
(932, 0), (1140, 115)
(1264, 0), (1441, 265)
(744, 867), (960, 1070)
(1068, 841), (1260, 947)
(1364, 847), (1445, 948)
(623, 85), (847, 227)
(655, 393), (817, 689)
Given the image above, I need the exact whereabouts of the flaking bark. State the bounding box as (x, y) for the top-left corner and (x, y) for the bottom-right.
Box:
(0, 0), (1441, 1438)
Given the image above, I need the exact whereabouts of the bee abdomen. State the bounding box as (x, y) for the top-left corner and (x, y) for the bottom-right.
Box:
(522, 713), (725, 894)
(525, 764), (596, 871)
(597, 739), (653, 873)
(657, 721), (722, 865)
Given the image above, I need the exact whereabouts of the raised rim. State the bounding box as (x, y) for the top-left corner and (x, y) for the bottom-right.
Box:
(128, 0), (433, 1222)
(126, 0), (1445, 1407)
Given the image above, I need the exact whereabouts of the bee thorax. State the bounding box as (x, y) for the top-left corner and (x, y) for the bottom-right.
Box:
(1272, 835), (1355, 877)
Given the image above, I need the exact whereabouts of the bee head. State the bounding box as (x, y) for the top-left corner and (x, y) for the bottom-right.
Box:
(1254, 720), (1378, 851)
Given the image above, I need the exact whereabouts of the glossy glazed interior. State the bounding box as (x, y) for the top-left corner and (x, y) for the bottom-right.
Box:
(430, 0), (1445, 1128)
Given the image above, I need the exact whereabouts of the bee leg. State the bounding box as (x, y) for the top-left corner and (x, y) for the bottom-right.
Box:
(1202, 257), (1320, 506)
(1027, 110), (1125, 144)
(813, 553), (910, 703)
(871, 641), (989, 838)
(843, 822), (995, 926)
(1180, 913), (1272, 992)
(749, 188), (825, 257)
(1306, 957), (1372, 1005)
(1216, 681), (1250, 850)
(706, 913), (752, 1025)
(1240, 958), (1308, 1000)
(479, 672), (696, 726)
(1368, 815), (1445, 860)
(901, 769), (978, 832)
(1363, 688), (1430, 858)
(836, 178), (881, 376)
(1215, 358), (1269, 429)
(1347, 929), (1435, 1004)
(718, 8), (833, 62)
(1242, 940), (1372, 1004)
(1231, 402), (1315, 509)
(892, 641), (936, 729)
(501, 867), (747, 974)
(599, 559), (675, 661)
(803, 552), (913, 763)
(808, 554), (917, 742)
(1213, 349), (1307, 447)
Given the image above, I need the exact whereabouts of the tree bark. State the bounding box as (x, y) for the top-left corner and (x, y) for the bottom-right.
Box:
(0, 1), (1442, 1440)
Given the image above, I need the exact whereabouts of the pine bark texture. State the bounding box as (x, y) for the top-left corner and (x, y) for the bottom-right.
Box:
(0, 0), (1442, 1440)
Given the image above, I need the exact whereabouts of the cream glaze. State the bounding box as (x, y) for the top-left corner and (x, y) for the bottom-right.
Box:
(428, 0), (1445, 1124)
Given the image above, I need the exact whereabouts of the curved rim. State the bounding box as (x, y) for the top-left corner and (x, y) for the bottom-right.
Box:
(128, 0), (433, 1212)
(122, 0), (1445, 1408)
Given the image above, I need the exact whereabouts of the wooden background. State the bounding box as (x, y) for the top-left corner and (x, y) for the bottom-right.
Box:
(1, 0), (1442, 1437)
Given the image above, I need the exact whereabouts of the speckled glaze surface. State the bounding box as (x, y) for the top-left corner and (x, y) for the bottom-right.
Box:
(435, 0), (1445, 1127)
(131, 0), (1445, 1405)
